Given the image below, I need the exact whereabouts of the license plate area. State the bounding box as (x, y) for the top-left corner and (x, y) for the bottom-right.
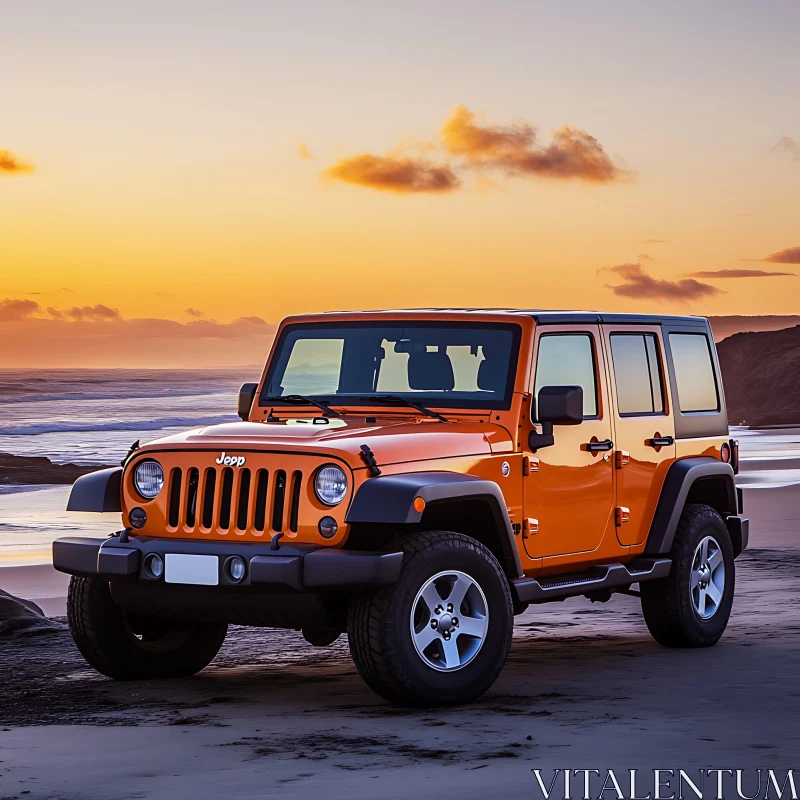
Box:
(165, 554), (219, 586)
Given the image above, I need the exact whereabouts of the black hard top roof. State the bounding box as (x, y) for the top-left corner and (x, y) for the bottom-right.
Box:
(323, 309), (709, 327)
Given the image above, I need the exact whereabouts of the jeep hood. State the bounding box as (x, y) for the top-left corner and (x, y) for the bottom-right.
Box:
(140, 416), (514, 470)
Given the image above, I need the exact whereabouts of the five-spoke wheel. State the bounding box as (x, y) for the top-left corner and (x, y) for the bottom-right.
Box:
(690, 535), (725, 619)
(410, 570), (489, 671)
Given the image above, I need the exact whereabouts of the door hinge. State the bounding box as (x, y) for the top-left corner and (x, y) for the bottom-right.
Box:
(615, 506), (630, 526)
(615, 450), (630, 469)
(522, 455), (540, 475)
(522, 518), (539, 538)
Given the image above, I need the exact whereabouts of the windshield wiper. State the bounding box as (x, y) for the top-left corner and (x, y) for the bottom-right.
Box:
(262, 395), (341, 418)
(365, 395), (448, 422)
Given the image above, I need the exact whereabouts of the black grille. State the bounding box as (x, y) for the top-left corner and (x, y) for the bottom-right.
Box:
(254, 469), (268, 531)
(167, 468), (181, 528)
(165, 464), (303, 534)
(201, 468), (216, 529)
(271, 470), (287, 533)
(236, 469), (251, 530)
(218, 467), (234, 529)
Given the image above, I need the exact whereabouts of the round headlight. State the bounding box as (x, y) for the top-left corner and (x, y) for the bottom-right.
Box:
(134, 460), (164, 499)
(314, 465), (348, 506)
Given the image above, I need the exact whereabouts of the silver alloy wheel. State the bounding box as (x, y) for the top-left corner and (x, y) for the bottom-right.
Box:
(690, 535), (725, 619)
(409, 570), (489, 672)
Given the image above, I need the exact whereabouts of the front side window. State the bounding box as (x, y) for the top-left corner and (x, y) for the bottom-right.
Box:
(669, 333), (719, 412)
(263, 322), (521, 410)
(534, 334), (598, 418)
(610, 333), (665, 415)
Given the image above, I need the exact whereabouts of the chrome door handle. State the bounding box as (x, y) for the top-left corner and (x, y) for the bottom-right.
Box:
(585, 438), (614, 452)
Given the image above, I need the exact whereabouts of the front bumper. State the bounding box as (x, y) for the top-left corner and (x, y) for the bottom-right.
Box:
(52, 535), (404, 592)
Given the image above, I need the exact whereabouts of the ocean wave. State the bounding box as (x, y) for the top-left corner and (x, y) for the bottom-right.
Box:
(0, 415), (238, 436)
(0, 388), (228, 404)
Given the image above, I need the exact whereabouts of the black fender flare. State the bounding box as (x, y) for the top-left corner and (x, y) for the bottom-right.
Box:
(345, 471), (522, 579)
(644, 457), (737, 555)
(66, 467), (123, 513)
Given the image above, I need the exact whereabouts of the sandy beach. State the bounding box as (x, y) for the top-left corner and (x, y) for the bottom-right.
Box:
(1, 429), (798, 798)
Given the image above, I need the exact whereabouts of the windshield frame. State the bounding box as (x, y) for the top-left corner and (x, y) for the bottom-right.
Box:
(259, 320), (523, 411)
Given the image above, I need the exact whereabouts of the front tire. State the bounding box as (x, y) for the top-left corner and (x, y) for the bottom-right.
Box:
(641, 504), (735, 647)
(347, 531), (514, 707)
(67, 576), (227, 680)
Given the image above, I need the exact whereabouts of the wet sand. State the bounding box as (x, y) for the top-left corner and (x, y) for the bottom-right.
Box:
(1, 485), (799, 798)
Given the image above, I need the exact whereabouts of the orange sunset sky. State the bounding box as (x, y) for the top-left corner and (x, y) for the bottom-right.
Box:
(1, 1), (798, 368)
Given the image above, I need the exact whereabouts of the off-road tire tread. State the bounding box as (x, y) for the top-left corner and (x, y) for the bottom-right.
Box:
(348, 530), (513, 707)
(641, 503), (734, 648)
(67, 576), (227, 680)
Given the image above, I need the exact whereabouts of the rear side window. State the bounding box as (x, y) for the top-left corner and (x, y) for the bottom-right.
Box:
(669, 333), (719, 412)
(610, 333), (664, 415)
(534, 334), (598, 417)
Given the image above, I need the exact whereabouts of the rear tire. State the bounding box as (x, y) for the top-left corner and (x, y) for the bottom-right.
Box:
(67, 576), (227, 680)
(641, 504), (734, 647)
(347, 531), (513, 707)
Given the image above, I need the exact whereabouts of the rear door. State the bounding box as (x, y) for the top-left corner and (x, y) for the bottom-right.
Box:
(602, 325), (676, 547)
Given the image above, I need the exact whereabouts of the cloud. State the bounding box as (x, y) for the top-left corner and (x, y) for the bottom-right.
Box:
(440, 105), (625, 183)
(297, 142), (314, 160)
(0, 298), (40, 321)
(323, 153), (461, 194)
(772, 137), (800, 161)
(185, 307), (205, 318)
(65, 304), (120, 321)
(750, 246), (800, 265)
(603, 263), (722, 301)
(638, 253), (653, 261)
(0, 150), (34, 175)
(642, 239), (667, 244)
(686, 268), (796, 278)
(0, 298), (278, 368)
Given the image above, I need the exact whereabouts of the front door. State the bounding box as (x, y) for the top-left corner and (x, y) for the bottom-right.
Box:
(602, 325), (676, 547)
(522, 325), (616, 560)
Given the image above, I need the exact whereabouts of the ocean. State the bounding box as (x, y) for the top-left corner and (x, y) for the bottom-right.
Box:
(0, 369), (798, 566)
(0, 368), (251, 565)
(0, 368), (252, 465)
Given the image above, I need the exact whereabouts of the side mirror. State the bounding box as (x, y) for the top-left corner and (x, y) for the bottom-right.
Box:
(528, 385), (584, 450)
(238, 383), (258, 421)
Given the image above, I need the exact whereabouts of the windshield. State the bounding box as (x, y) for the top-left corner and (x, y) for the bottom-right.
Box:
(261, 322), (521, 410)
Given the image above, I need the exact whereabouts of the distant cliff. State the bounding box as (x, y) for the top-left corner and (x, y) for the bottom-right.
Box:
(718, 326), (800, 426)
(709, 315), (800, 342)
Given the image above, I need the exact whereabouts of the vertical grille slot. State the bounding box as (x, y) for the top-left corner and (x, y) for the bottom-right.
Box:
(289, 470), (302, 533)
(236, 468), (251, 531)
(271, 470), (287, 532)
(185, 467), (199, 528)
(253, 470), (268, 532)
(201, 468), (217, 529)
(168, 468), (182, 528)
(218, 467), (234, 529)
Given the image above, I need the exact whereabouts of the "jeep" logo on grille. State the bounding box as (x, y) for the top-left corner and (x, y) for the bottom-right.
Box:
(216, 452), (246, 467)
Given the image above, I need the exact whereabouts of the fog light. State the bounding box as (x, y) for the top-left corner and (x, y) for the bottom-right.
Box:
(318, 516), (338, 539)
(129, 507), (147, 529)
(225, 555), (246, 583)
(144, 553), (163, 579)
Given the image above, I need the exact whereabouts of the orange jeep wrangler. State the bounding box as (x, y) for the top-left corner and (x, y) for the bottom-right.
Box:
(54, 310), (747, 706)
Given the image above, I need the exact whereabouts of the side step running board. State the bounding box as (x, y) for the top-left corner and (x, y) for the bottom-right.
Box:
(512, 558), (671, 605)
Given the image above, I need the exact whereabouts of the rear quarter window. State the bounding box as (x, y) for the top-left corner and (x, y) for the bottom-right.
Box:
(668, 333), (719, 412)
